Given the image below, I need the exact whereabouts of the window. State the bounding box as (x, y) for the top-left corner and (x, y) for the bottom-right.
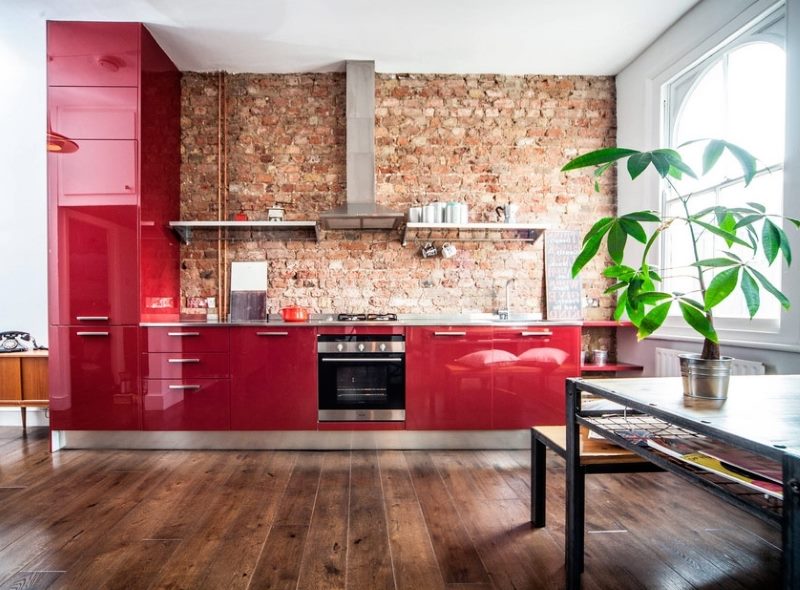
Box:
(661, 6), (786, 336)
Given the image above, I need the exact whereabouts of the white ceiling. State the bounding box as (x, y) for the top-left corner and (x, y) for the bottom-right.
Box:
(22, 0), (701, 74)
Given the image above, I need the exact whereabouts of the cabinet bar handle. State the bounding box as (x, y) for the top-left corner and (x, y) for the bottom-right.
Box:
(76, 331), (109, 337)
(76, 316), (109, 321)
(167, 332), (200, 337)
(167, 358), (200, 364)
(321, 358), (402, 363)
(256, 331), (289, 336)
(168, 384), (201, 390)
(434, 331), (466, 336)
(520, 330), (553, 337)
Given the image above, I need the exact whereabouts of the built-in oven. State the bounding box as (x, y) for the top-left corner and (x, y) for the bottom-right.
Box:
(317, 334), (405, 421)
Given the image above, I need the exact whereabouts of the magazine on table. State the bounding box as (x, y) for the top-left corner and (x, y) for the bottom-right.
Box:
(646, 437), (782, 500)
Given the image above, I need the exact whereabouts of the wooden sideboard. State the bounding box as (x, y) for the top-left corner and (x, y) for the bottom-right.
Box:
(0, 351), (48, 431)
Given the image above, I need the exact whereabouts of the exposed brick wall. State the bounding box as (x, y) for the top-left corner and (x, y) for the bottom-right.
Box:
(180, 72), (616, 318)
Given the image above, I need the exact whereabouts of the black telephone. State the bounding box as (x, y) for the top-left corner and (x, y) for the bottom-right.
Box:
(0, 332), (46, 353)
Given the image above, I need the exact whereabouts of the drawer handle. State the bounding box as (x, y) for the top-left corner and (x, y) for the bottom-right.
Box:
(76, 331), (109, 337)
(321, 357), (402, 363)
(168, 384), (201, 390)
(167, 332), (200, 337)
(256, 331), (289, 336)
(434, 331), (466, 336)
(167, 358), (200, 364)
(76, 316), (109, 321)
(520, 331), (553, 337)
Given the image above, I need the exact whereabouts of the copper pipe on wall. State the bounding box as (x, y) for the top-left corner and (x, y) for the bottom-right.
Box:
(216, 71), (223, 318)
(221, 72), (229, 321)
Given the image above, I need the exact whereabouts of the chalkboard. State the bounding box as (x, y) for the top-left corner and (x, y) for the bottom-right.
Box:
(545, 230), (583, 320)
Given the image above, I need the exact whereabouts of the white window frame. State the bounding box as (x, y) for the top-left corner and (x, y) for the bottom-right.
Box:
(621, 0), (800, 352)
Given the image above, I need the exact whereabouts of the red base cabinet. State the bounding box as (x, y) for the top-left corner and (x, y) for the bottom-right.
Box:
(143, 379), (230, 430)
(406, 327), (495, 430)
(49, 326), (140, 430)
(230, 327), (317, 430)
(492, 326), (581, 427)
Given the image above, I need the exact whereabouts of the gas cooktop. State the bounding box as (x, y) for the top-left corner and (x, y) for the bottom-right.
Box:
(337, 313), (398, 322)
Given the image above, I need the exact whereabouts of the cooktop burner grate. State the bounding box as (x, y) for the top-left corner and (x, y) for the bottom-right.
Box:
(337, 313), (398, 322)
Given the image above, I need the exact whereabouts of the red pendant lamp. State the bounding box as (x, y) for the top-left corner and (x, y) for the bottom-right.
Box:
(47, 127), (79, 153)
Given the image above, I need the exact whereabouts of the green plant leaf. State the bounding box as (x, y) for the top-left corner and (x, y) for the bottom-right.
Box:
(746, 202), (766, 213)
(703, 139), (726, 173)
(762, 218), (781, 264)
(561, 147), (641, 171)
(679, 301), (718, 343)
(740, 269), (760, 319)
(627, 152), (653, 180)
(749, 267), (790, 309)
(607, 223), (627, 264)
(637, 301), (672, 340)
(571, 232), (604, 278)
(621, 211), (661, 222)
(582, 217), (615, 246)
(602, 264), (636, 279)
(704, 267), (740, 310)
(604, 281), (627, 294)
(787, 217), (800, 229)
(734, 214), (763, 229)
(679, 296), (706, 311)
(722, 250), (743, 262)
(773, 222), (792, 265)
(618, 218), (647, 243)
(613, 291), (628, 322)
(692, 257), (739, 268)
(650, 152), (671, 177)
(648, 269), (662, 282)
(690, 219), (752, 248)
(625, 292), (645, 325)
(634, 291), (673, 305)
(723, 142), (757, 186)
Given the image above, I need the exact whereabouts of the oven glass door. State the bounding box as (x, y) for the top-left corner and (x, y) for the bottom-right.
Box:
(318, 353), (405, 412)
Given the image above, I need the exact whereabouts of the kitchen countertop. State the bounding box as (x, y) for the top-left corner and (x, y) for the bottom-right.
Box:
(140, 313), (584, 327)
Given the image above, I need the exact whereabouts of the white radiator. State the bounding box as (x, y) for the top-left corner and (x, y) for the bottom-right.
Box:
(654, 347), (765, 377)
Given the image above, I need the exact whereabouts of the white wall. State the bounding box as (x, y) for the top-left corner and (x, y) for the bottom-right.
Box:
(0, 5), (48, 345)
(616, 0), (800, 374)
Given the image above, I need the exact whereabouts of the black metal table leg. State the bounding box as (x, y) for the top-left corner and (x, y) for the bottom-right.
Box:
(566, 378), (584, 589)
(784, 453), (800, 589)
(531, 431), (547, 528)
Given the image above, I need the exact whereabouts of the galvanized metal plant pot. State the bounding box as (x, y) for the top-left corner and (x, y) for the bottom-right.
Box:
(679, 353), (733, 399)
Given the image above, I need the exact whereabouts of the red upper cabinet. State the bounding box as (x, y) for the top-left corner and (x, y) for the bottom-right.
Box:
(492, 326), (581, 427)
(53, 139), (137, 206)
(50, 205), (139, 326)
(47, 22), (140, 87)
(48, 86), (138, 140)
(230, 327), (318, 430)
(49, 326), (140, 430)
(406, 327), (494, 430)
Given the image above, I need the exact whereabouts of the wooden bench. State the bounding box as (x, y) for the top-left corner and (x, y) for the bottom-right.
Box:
(0, 351), (48, 432)
(530, 425), (661, 527)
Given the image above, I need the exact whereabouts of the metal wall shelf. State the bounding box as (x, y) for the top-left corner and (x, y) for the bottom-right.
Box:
(401, 222), (547, 246)
(169, 220), (319, 244)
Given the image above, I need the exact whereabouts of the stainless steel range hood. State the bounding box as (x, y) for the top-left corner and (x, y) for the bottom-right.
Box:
(319, 61), (404, 230)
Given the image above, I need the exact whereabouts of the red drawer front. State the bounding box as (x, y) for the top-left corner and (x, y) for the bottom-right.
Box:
(143, 379), (230, 430)
(49, 86), (139, 140)
(143, 327), (230, 353)
(142, 352), (229, 380)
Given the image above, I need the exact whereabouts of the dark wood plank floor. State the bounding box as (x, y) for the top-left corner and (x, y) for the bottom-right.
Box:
(0, 428), (781, 589)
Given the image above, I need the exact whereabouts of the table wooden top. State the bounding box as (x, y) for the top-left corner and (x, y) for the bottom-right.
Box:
(574, 375), (800, 460)
(0, 350), (48, 358)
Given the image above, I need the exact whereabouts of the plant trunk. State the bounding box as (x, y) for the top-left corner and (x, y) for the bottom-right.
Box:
(701, 338), (720, 360)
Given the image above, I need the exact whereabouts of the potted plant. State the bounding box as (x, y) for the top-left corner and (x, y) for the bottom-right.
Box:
(562, 139), (797, 398)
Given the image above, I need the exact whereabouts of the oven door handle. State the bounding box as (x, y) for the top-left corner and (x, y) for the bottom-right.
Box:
(320, 357), (403, 363)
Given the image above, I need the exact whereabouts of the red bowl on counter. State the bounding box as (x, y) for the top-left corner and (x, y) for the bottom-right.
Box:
(280, 306), (309, 322)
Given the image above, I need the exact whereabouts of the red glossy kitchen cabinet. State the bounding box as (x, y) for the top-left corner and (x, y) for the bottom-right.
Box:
(142, 379), (230, 431)
(48, 86), (139, 140)
(230, 327), (318, 430)
(49, 205), (139, 326)
(492, 326), (581, 427)
(406, 327), (495, 430)
(53, 140), (138, 206)
(47, 22), (140, 87)
(49, 326), (140, 430)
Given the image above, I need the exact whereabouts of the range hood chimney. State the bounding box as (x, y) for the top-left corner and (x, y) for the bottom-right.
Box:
(319, 61), (404, 230)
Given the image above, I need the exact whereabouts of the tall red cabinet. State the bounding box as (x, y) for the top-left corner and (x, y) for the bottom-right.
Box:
(47, 22), (181, 430)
